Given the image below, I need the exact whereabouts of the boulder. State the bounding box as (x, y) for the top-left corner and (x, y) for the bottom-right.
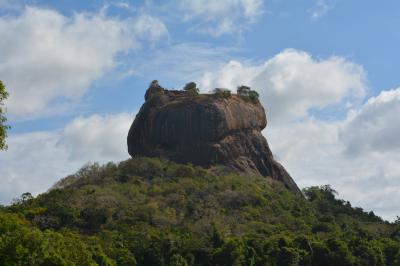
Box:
(127, 82), (302, 195)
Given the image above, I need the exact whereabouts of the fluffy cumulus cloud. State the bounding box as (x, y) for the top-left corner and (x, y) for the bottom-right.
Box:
(60, 113), (133, 161)
(201, 49), (366, 123)
(133, 14), (169, 42)
(0, 131), (70, 204)
(177, 0), (264, 36)
(0, 7), (167, 117)
(267, 90), (400, 221)
(199, 50), (400, 221)
(0, 113), (133, 204)
(266, 117), (400, 221)
(340, 89), (400, 155)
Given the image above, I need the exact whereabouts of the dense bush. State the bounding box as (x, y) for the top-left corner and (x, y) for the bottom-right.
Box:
(183, 82), (199, 96)
(213, 88), (232, 99)
(0, 213), (113, 265)
(2, 157), (400, 265)
(237, 85), (251, 97)
(237, 85), (260, 103)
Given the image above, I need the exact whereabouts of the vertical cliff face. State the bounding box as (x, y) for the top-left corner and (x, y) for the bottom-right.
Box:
(128, 82), (302, 195)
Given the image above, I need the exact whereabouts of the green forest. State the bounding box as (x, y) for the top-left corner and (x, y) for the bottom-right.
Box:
(1, 157), (399, 265)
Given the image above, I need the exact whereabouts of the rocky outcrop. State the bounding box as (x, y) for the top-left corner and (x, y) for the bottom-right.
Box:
(127, 81), (302, 195)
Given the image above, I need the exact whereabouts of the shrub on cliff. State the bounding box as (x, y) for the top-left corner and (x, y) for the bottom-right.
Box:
(237, 85), (260, 103)
(183, 82), (199, 96)
(145, 80), (164, 100)
(248, 90), (260, 103)
(237, 85), (251, 96)
(213, 88), (232, 98)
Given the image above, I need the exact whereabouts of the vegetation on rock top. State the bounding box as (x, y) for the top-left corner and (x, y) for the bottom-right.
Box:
(146, 80), (260, 104)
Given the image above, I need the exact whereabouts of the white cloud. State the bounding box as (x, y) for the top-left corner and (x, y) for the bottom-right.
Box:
(0, 7), (167, 117)
(133, 14), (169, 42)
(127, 43), (234, 86)
(0, 131), (70, 203)
(200, 49), (366, 124)
(177, 0), (264, 36)
(310, 0), (334, 20)
(266, 116), (400, 221)
(60, 113), (133, 161)
(110, 1), (132, 10)
(340, 88), (400, 155)
(0, 113), (133, 204)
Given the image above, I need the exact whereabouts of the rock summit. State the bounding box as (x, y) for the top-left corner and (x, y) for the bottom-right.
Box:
(128, 81), (301, 195)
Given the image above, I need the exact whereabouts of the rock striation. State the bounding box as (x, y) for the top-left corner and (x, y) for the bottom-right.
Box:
(127, 81), (302, 195)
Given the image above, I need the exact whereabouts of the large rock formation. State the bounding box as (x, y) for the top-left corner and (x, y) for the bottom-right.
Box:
(128, 81), (302, 195)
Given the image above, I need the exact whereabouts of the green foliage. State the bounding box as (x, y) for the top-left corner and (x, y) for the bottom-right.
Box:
(0, 212), (114, 265)
(237, 85), (251, 96)
(248, 90), (259, 103)
(0, 80), (10, 150)
(2, 157), (400, 265)
(237, 85), (260, 103)
(213, 88), (232, 99)
(11, 192), (34, 206)
(170, 254), (189, 266)
(145, 80), (164, 100)
(183, 82), (199, 96)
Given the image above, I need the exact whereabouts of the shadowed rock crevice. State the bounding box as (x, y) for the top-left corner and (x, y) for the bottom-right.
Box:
(128, 81), (302, 195)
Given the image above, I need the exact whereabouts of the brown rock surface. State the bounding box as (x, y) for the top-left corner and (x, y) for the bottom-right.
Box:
(127, 82), (302, 195)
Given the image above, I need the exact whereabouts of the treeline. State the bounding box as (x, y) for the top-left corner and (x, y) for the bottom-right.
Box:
(1, 157), (400, 265)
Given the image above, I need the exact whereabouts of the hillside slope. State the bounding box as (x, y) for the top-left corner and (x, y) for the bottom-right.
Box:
(1, 157), (400, 265)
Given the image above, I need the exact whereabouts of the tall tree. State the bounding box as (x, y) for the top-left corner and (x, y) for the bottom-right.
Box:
(0, 80), (10, 150)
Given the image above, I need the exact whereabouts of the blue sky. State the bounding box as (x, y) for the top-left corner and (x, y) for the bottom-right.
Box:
(1, 0), (400, 221)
